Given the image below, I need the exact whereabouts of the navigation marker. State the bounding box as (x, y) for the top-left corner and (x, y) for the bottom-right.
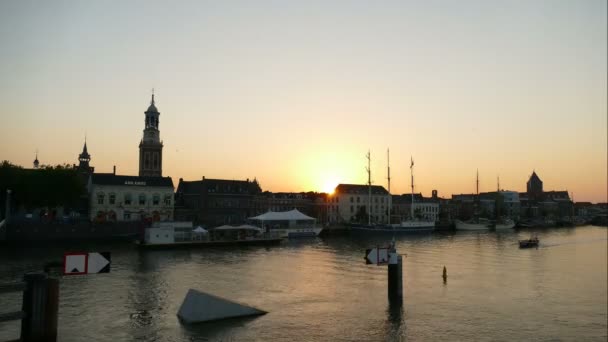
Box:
(63, 253), (87, 275)
(87, 252), (111, 274)
(63, 252), (111, 275)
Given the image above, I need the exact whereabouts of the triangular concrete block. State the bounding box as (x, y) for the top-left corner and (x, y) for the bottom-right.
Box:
(177, 289), (267, 324)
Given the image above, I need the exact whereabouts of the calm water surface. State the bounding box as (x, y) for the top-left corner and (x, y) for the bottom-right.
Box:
(1, 226), (606, 341)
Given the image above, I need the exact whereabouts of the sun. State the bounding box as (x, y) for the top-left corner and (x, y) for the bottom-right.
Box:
(321, 178), (339, 194)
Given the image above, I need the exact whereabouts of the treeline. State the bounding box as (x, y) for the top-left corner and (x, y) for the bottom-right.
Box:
(0, 161), (85, 211)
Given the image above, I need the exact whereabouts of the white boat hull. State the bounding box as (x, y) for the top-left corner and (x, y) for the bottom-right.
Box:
(399, 220), (436, 229)
(272, 227), (323, 238)
(455, 220), (490, 231)
(350, 223), (434, 233)
(494, 220), (515, 230)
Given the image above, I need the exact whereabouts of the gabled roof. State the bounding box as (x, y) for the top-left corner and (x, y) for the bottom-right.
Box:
(91, 174), (173, 187)
(335, 184), (389, 195)
(177, 177), (261, 195)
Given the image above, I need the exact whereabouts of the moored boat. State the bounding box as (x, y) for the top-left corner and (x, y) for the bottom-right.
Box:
(349, 222), (434, 233)
(455, 218), (491, 231)
(137, 222), (283, 249)
(493, 218), (516, 230)
(249, 209), (323, 238)
(519, 235), (539, 248)
(390, 156), (435, 233)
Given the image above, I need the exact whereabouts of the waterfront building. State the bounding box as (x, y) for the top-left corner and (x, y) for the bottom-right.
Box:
(88, 173), (174, 222)
(253, 192), (326, 220)
(327, 184), (390, 224)
(392, 193), (440, 222)
(521, 171), (572, 219)
(139, 93), (163, 177)
(174, 177), (262, 226)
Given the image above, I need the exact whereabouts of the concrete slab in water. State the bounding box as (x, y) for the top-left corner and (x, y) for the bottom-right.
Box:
(177, 289), (267, 324)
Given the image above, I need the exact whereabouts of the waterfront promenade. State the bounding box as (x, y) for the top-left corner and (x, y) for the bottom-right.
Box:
(0, 226), (606, 341)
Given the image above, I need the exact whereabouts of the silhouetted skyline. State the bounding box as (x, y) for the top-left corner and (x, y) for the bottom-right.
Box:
(0, 1), (606, 202)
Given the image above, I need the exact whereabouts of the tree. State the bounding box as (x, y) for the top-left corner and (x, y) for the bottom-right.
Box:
(0, 161), (85, 211)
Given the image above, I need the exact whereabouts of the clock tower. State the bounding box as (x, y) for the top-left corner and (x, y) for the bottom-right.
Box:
(139, 93), (163, 177)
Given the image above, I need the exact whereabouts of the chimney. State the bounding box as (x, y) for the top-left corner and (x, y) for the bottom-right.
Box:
(113, 165), (116, 175)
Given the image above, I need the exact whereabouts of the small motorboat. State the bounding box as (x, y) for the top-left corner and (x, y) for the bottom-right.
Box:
(519, 235), (539, 248)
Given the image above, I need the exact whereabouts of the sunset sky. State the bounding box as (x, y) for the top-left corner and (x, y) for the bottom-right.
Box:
(0, 1), (606, 202)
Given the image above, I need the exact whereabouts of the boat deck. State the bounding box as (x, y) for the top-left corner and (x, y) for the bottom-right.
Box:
(136, 237), (283, 249)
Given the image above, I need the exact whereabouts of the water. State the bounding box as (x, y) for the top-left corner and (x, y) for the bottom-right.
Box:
(1, 226), (606, 341)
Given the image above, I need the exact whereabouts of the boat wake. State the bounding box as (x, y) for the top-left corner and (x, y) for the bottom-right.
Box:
(539, 237), (608, 248)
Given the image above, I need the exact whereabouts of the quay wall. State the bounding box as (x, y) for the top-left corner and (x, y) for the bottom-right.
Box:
(2, 221), (142, 242)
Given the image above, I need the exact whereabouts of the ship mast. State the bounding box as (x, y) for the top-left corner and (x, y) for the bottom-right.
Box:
(476, 169), (479, 196)
(366, 150), (372, 226)
(387, 149), (391, 225)
(410, 156), (414, 220)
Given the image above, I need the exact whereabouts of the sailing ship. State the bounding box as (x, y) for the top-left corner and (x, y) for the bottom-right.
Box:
(455, 170), (490, 231)
(492, 177), (516, 230)
(395, 157), (435, 232)
(350, 152), (434, 233)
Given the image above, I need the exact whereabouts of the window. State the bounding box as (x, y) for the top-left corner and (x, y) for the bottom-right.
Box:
(139, 194), (146, 205)
(97, 192), (104, 205)
(350, 197), (354, 203)
(124, 193), (132, 205)
(124, 212), (131, 220)
(109, 193), (116, 205)
(350, 205), (354, 213)
(357, 197), (360, 203)
(164, 194), (171, 206)
(153, 194), (160, 206)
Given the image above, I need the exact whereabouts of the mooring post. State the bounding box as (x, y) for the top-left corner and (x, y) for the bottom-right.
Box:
(45, 278), (59, 341)
(387, 244), (403, 305)
(21, 272), (48, 342)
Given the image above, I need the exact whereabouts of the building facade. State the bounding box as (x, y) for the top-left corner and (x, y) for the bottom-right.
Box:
(139, 94), (163, 177)
(174, 177), (262, 226)
(88, 174), (174, 222)
(392, 193), (440, 222)
(327, 184), (390, 224)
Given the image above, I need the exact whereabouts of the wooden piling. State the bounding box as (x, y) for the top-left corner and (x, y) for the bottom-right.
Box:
(45, 278), (59, 341)
(21, 272), (48, 342)
(20, 272), (58, 342)
(388, 253), (403, 304)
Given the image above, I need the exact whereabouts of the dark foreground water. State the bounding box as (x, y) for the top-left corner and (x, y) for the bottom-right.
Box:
(1, 226), (606, 341)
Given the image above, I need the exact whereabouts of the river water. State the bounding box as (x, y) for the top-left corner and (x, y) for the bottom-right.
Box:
(1, 226), (606, 341)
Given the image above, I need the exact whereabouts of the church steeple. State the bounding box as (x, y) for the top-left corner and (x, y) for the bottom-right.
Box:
(78, 137), (91, 167)
(139, 90), (163, 177)
(33, 150), (39, 169)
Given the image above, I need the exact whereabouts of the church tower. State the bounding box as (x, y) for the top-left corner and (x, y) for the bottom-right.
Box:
(139, 93), (163, 177)
(33, 151), (39, 169)
(77, 138), (94, 175)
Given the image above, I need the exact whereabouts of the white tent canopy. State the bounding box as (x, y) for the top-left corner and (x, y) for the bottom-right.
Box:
(193, 226), (208, 234)
(249, 209), (315, 222)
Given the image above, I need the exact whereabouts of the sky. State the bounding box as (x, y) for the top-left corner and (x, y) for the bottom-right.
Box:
(0, 0), (606, 202)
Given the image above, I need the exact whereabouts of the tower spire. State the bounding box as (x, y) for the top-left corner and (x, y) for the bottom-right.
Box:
(33, 149), (39, 169)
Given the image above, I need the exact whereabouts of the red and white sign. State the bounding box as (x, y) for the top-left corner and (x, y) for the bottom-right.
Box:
(64, 252), (88, 275)
(63, 252), (111, 275)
